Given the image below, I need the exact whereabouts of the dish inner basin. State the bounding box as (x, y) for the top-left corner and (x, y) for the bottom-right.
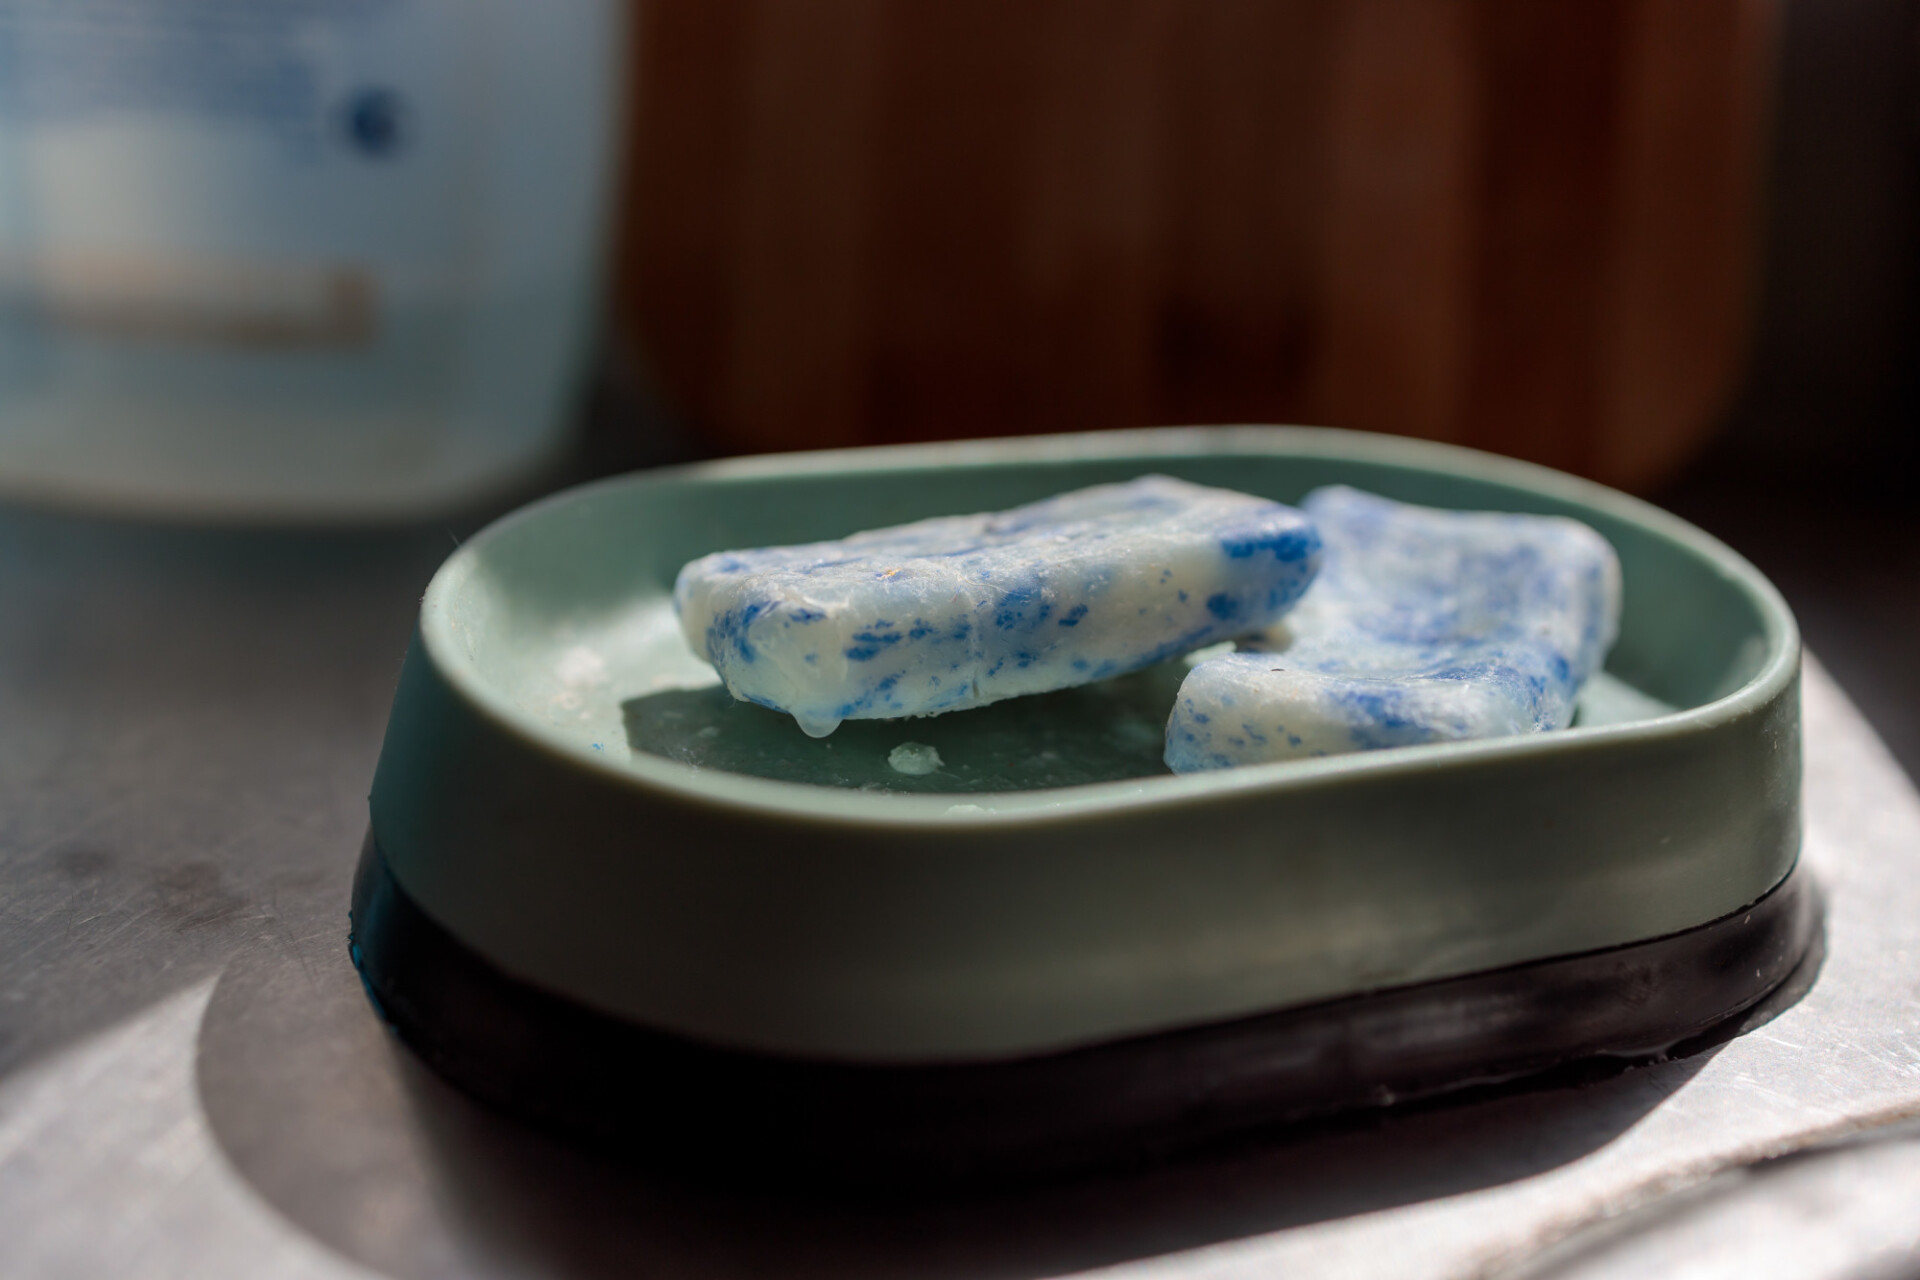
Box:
(445, 448), (1771, 797)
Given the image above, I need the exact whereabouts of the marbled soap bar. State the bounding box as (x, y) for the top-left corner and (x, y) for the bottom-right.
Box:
(676, 476), (1322, 737)
(1165, 486), (1621, 771)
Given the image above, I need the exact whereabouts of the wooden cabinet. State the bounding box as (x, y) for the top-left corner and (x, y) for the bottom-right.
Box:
(616, 0), (1775, 490)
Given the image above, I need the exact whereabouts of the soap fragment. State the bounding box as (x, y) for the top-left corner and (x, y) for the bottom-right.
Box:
(675, 475), (1322, 736)
(1165, 486), (1621, 771)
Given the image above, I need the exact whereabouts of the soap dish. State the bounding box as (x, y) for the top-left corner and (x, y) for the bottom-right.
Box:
(352, 426), (1813, 1179)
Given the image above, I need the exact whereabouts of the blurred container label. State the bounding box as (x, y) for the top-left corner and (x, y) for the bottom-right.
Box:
(0, 251), (375, 346)
(0, 0), (623, 518)
(0, 0), (471, 320)
(0, 1), (386, 148)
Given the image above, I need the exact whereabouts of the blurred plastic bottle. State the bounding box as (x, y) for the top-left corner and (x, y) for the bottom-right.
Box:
(0, 0), (624, 520)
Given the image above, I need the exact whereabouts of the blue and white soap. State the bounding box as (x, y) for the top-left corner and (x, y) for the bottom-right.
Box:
(675, 476), (1323, 737)
(1165, 486), (1621, 771)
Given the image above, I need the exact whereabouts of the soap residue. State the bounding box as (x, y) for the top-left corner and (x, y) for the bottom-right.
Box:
(888, 742), (944, 776)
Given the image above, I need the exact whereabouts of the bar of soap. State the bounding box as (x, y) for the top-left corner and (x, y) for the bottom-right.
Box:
(675, 475), (1322, 737)
(1165, 486), (1621, 771)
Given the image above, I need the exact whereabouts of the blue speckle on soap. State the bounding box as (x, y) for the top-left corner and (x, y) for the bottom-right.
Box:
(993, 582), (1052, 630)
(844, 627), (904, 661)
(1206, 592), (1238, 620)
(1221, 526), (1321, 562)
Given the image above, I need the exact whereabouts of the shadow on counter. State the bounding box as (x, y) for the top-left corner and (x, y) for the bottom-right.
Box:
(192, 874), (1822, 1280)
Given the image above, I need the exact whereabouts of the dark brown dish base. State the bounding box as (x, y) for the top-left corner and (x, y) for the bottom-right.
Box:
(349, 833), (1817, 1185)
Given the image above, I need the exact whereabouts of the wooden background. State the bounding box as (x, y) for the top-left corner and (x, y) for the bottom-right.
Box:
(615, 0), (1776, 490)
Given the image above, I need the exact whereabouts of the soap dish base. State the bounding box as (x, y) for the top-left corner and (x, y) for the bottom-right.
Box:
(348, 835), (1816, 1185)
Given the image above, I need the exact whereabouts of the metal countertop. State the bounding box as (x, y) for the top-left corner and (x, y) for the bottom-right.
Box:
(3, 501), (1919, 1280)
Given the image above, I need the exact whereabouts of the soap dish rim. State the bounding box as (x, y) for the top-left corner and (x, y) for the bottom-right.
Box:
(418, 425), (1798, 826)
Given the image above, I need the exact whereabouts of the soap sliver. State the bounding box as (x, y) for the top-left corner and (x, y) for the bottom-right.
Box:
(1165, 485), (1622, 770)
(675, 475), (1323, 737)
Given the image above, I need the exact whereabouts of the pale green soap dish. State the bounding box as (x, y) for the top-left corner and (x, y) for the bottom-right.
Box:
(357, 426), (1808, 1174)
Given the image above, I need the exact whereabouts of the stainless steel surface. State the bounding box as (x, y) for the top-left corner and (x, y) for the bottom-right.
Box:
(3, 503), (1919, 1280)
(1504, 1118), (1920, 1280)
